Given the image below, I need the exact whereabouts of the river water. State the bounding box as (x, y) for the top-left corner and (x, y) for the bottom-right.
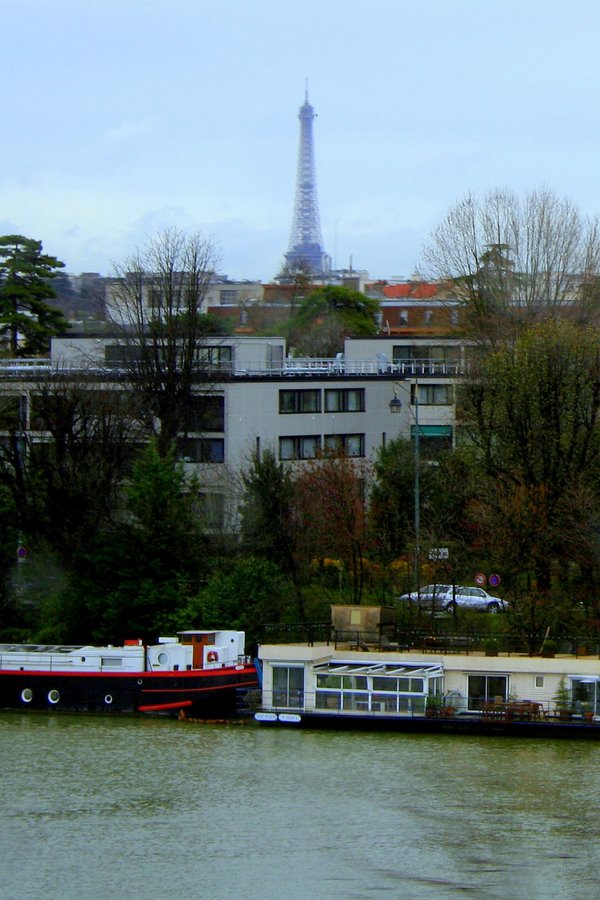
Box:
(1, 712), (599, 900)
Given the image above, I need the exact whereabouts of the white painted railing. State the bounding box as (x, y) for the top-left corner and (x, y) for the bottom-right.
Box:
(0, 358), (462, 378)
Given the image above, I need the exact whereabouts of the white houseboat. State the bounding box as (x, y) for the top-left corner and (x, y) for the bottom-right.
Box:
(255, 607), (600, 739)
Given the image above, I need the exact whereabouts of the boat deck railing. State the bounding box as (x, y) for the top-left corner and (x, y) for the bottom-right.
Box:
(260, 623), (600, 658)
(260, 691), (600, 724)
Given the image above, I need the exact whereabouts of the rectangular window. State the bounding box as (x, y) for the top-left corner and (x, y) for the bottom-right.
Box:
(317, 673), (342, 689)
(399, 310), (408, 326)
(0, 395), (25, 431)
(342, 675), (368, 691)
(571, 678), (599, 714)
(535, 676), (544, 688)
(219, 290), (239, 305)
(343, 692), (370, 711)
(272, 666), (304, 709)
(178, 438), (224, 463)
(423, 310), (433, 325)
(186, 396), (224, 432)
(324, 433), (365, 457)
(324, 389), (365, 412)
(372, 677), (424, 693)
(468, 674), (508, 710)
(279, 390), (321, 414)
(196, 492), (225, 529)
(412, 384), (454, 406)
(198, 346), (233, 367)
(393, 345), (460, 367)
(105, 344), (142, 367)
(279, 435), (320, 460)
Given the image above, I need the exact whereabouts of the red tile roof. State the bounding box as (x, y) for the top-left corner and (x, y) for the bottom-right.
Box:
(381, 283), (440, 299)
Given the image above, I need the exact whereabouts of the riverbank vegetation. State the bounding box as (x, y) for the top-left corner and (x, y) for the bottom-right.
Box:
(3, 323), (600, 651)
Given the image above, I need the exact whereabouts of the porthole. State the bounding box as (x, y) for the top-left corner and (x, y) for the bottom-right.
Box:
(21, 688), (33, 703)
(157, 651), (169, 665)
(48, 689), (60, 705)
(137, 679), (143, 685)
(104, 694), (113, 705)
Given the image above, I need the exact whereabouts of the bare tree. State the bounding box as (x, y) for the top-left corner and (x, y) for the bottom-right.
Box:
(423, 188), (600, 343)
(276, 259), (314, 316)
(107, 229), (220, 455)
(294, 451), (372, 605)
(0, 377), (140, 562)
(460, 319), (600, 594)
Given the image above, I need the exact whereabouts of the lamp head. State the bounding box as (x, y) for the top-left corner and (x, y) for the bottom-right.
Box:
(389, 394), (402, 414)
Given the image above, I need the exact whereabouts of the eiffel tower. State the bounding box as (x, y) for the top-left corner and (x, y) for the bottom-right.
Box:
(284, 87), (332, 276)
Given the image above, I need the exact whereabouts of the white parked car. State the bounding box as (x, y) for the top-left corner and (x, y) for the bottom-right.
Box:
(399, 584), (505, 613)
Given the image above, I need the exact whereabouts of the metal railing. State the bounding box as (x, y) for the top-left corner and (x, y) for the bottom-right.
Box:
(260, 623), (600, 657)
(0, 358), (463, 380)
(260, 690), (599, 723)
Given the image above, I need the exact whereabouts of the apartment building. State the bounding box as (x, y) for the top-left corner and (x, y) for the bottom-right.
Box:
(0, 333), (463, 532)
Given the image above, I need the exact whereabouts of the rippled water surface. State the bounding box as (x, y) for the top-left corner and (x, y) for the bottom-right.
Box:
(2, 712), (600, 899)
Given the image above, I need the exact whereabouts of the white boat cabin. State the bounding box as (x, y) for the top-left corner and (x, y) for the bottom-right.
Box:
(0, 630), (246, 673)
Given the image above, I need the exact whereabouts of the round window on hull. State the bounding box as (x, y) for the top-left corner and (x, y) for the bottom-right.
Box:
(21, 688), (33, 703)
(48, 689), (60, 705)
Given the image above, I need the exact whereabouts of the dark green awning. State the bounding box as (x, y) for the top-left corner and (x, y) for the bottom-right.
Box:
(411, 425), (453, 437)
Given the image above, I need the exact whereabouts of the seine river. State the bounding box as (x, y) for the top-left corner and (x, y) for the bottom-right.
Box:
(2, 712), (600, 899)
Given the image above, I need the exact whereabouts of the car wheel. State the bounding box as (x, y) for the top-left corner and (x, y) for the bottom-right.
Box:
(445, 600), (458, 613)
(487, 602), (500, 613)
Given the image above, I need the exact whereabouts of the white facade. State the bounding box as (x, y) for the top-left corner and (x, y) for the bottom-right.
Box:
(49, 335), (286, 374)
(0, 334), (462, 533)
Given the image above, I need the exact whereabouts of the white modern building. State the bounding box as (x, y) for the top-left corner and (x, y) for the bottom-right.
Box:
(0, 333), (464, 532)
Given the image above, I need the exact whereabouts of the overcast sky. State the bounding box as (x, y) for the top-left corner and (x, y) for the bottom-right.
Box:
(2, 0), (600, 281)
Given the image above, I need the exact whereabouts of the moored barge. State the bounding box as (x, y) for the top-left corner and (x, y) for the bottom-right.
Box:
(0, 629), (259, 716)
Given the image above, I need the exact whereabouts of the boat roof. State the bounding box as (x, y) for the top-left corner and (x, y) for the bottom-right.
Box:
(0, 643), (86, 653)
(313, 661), (443, 678)
(177, 630), (226, 636)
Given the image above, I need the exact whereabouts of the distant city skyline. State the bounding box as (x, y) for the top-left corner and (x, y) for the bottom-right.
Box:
(2, 1), (600, 281)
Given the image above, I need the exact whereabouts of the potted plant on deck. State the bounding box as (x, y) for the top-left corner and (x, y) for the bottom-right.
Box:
(582, 703), (595, 723)
(483, 637), (499, 657)
(542, 639), (558, 658)
(425, 695), (442, 718)
(553, 677), (572, 720)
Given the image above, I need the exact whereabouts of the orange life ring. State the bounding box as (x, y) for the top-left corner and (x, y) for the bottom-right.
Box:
(207, 650), (219, 663)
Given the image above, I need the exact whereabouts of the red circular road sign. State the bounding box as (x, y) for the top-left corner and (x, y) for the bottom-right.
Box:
(489, 573), (501, 587)
(474, 572), (487, 586)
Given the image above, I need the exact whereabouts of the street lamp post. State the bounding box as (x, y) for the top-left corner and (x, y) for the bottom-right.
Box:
(389, 382), (421, 597)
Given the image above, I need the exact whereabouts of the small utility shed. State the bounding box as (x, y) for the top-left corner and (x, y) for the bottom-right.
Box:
(331, 605), (396, 645)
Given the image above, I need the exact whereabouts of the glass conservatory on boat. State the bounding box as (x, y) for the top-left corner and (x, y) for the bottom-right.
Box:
(268, 660), (445, 715)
